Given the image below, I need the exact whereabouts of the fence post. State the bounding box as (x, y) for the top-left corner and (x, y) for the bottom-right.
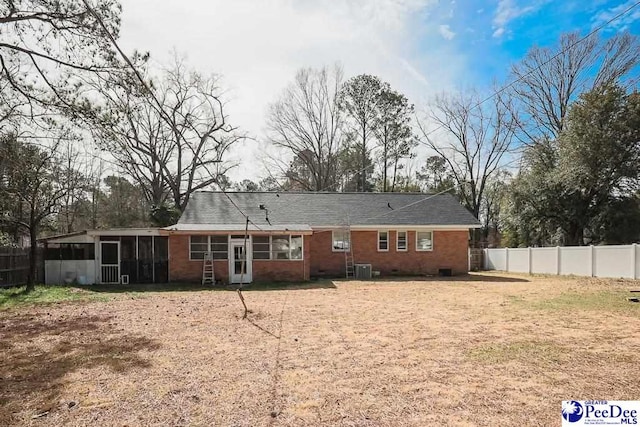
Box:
(589, 245), (594, 277)
(632, 244), (637, 280)
(505, 247), (509, 272)
(528, 247), (532, 275)
(556, 246), (561, 275)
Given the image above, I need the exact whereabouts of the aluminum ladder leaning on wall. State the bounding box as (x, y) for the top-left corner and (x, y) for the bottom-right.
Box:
(343, 226), (355, 279)
(202, 251), (215, 285)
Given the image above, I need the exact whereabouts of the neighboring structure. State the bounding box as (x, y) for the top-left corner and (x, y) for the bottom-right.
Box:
(41, 192), (481, 285)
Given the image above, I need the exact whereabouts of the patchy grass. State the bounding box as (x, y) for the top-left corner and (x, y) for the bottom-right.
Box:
(529, 289), (640, 313)
(0, 285), (109, 310)
(1, 272), (639, 426)
(467, 340), (567, 364)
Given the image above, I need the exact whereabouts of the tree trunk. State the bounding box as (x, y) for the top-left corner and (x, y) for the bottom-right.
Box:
(565, 223), (584, 246)
(382, 159), (388, 192)
(361, 142), (366, 192)
(26, 226), (38, 292)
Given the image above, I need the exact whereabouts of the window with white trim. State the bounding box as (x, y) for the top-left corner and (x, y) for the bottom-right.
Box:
(416, 231), (433, 251)
(189, 235), (228, 260)
(252, 236), (270, 259)
(272, 235), (290, 259)
(189, 236), (209, 259)
(210, 236), (229, 259)
(396, 231), (407, 251)
(378, 230), (389, 251)
(332, 230), (350, 252)
(251, 235), (303, 260)
(290, 235), (303, 260)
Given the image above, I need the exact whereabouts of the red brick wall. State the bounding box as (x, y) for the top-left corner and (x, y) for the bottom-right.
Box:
(309, 229), (469, 277)
(168, 234), (310, 283)
(168, 234), (229, 283)
(168, 230), (469, 283)
(253, 235), (310, 282)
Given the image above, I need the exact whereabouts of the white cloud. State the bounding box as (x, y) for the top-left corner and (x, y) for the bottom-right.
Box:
(492, 0), (536, 38)
(591, 0), (640, 31)
(118, 0), (466, 181)
(492, 27), (505, 38)
(439, 24), (456, 40)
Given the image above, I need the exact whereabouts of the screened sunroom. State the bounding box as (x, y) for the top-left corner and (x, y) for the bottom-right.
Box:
(41, 229), (168, 285)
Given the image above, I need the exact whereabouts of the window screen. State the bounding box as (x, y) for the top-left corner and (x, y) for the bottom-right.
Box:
(378, 231), (389, 251)
(189, 236), (208, 259)
(397, 231), (407, 251)
(252, 236), (271, 260)
(210, 235), (228, 260)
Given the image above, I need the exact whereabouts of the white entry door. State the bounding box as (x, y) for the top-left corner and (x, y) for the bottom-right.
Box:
(100, 241), (120, 284)
(229, 240), (252, 284)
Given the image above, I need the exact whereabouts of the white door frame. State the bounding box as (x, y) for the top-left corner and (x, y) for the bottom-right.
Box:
(229, 238), (252, 284)
(100, 241), (120, 284)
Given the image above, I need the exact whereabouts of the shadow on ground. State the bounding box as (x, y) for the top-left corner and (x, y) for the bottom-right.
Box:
(83, 282), (221, 293)
(0, 312), (159, 424)
(342, 273), (531, 283)
(234, 280), (338, 291)
(83, 280), (338, 293)
(460, 273), (531, 283)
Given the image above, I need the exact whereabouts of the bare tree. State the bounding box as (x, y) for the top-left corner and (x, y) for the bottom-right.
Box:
(418, 90), (517, 219)
(266, 65), (345, 191)
(89, 56), (242, 222)
(510, 31), (640, 143)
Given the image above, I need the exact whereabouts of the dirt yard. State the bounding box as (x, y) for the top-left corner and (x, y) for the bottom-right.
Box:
(1, 273), (639, 426)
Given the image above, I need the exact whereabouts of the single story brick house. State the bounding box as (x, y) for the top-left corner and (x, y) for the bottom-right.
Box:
(167, 191), (481, 283)
(41, 192), (480, 285)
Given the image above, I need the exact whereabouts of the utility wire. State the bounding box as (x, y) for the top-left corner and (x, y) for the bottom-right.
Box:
(81, 0), (639, 231)
(420, 0), (640, 140)
(311, 0), (640, 193)
(80, 0), (265, 232)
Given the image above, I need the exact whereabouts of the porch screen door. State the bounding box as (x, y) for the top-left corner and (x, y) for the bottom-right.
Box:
(100, 241), (120, 284)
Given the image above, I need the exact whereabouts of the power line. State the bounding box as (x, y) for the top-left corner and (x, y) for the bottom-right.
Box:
(420, 0), (640, 140)
(311, 0), (640, 194)
(80, 0), (264, 232)
(81, 0), (638, 232)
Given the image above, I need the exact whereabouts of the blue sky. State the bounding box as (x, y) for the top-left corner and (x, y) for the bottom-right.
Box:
(119, 0), (640, 180)
(410, 0), (640, 88)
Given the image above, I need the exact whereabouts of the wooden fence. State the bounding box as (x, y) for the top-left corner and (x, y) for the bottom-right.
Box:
(0, 247), (43, 287)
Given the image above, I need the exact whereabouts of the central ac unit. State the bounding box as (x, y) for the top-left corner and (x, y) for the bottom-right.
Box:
(354, 264), (372, 280)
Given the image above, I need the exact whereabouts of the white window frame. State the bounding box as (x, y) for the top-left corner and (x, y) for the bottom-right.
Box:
(189, 235), (229, 260)
(396, 230), (408, 252)
(332, 230), (350, 252)
(252, 235), (271, 260)
(189, 235), (209, 260)
(377, 230), (389, 252)
(416, 230), (434, 252)
(252, 234), (304, 261)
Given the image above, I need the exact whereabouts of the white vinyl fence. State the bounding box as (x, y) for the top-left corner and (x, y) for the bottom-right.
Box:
(484, 244), (640, 279)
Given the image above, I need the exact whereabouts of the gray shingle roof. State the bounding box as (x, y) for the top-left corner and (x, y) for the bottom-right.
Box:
(178, 192), (480, 227)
